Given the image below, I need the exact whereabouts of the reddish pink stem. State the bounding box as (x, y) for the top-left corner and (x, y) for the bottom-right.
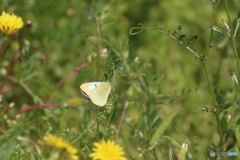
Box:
(11, 103), (61, 120)
(44, 62), (88, 102)
(0, 103), (61, 134)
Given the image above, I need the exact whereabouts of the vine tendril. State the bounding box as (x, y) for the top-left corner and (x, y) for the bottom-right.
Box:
(129, 23), (144, 35)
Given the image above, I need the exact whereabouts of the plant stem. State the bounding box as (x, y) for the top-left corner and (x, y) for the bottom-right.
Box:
(115, 102), (128, 142)
(146, 101), (158, 159)
(224, 0), (240, 81)
(216, 114), (224, 151)
(97, 107), (100, 141)
(231, 40), (240, 79)
(205, 1), (217, 57)
(71, 134), (91, 155)
(44, 63), (87, 102)
(224, 0), (232, 33)
(202, 63), (217, 105)
(9, 76), (43, 104)
(201, 1), (218, 105)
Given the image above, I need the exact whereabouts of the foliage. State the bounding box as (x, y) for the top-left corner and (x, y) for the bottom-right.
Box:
(1, 0), (240, 160)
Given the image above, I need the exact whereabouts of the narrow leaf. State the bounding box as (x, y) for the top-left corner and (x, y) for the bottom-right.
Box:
(187, 88), (192, 93)
(172, 25), (181, 36)
(152, 118), (162, 130)
(224, 129), (234, 143)
(230, 103), (240, 108)
(235, 129), (240, 147)
(150, 109), (159, 121)
(210, 26), (226, 36)
(188, 35), (198, 47)
(232, 17), (238, 30)
(181, 88), (185, 94)
(30, 153), (36, 160)
(149, 107), (179, 145)
(221, 116), (228, 135)
(179, 35), (186, 41)
(22, 73), (36, 82)
(225, 144), (234, 151)
(162, 136), (182, 148)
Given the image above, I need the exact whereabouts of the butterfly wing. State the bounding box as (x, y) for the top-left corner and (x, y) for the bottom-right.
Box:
(80, 82), (111, 106)
(89, 83), (111, 106)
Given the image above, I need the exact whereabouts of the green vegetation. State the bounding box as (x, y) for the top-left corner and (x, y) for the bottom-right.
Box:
(1, 0), (240, 159)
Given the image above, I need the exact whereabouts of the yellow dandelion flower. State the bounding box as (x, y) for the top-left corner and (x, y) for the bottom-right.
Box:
(90, 140), (127, 160)
(0, 11), (24, 35)
(39, 134), (79, 160)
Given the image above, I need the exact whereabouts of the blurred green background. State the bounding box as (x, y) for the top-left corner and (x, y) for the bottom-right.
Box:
(1, 0), (240, 159)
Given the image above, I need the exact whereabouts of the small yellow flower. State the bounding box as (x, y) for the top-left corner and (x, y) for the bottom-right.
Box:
(0, 11), (24, 35)
(90, 140), (127, 160)
(39, 134), (79, 160)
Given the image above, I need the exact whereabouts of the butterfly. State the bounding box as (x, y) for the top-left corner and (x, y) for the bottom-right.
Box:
(80, 82), (111, 106)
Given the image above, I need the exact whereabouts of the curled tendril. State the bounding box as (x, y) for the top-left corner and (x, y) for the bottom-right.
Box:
(129, 23), (144, 35)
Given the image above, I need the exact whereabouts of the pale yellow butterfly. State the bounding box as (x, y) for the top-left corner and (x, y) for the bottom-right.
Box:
(80, 82), (111, 107)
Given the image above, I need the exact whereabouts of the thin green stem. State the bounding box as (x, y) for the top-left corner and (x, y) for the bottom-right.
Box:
(203, 63), (217, 105)
(224, 0), (240, 85)
(107, 107), (114, 128)
(205, 1), (217, 57)
(231, 40), (240, 80)
(160, 28), (218, 105)
(156, 29), (201, 59)
(97, 107), (100, 141)
(72, 122), (98, 144)
(224, 0), (232, 34)
(72, 124), (96, 155)
(145, 103), (157, 159)
(71, 135), (91, 154)
(216, 114), (224, 151)
(131, 26), (201, 59)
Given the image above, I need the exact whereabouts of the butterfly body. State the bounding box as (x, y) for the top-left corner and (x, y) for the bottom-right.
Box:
(80, 82), (111, 107)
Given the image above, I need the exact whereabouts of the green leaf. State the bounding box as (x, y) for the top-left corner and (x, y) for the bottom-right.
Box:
(30, 153), (36, 160)
(191, 107), (205, 115)
(224, 129), (234, 143)
(233, 17), (238, 30)
(172, 25), (181, 36)
(22, 72), (36, 82)
(210, 26), (227, 36)
(139, 74), (148, 90)
(225, 144), (234, 151)
(150, 109), (159, 121)
(162, 136), (182, 148)
(152, 117), (162, 130)
(221, 116), (228, 135)
(236, 118), (240, 126)
(107, 58), (120, 80)
(235, 129), (240, 148)
(187, 88), (192, 94)
(188, 35), (198, 47)
(179, 35), (186, 41)
(149, 107), (179, 146)
(181, 88), (185, 94)
(179, 35), (187, 45)
(232, 103), (240, 108)
(0, 123), (24, 160)
(103, 73), (109, 81)
(233, 13), (240, 38)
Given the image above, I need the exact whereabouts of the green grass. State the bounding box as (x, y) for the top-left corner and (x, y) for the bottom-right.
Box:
(1, 0), (240, 159)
